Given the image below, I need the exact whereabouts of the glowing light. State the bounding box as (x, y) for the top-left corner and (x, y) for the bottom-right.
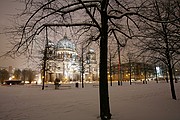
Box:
(9, 77), (12, 80)
(156, 67), (160, 73)
(8, 76), (15, 80)
(37, 74), (42, 84)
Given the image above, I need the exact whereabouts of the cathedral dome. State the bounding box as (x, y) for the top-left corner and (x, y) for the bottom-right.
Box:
(56, 35), (76, 51)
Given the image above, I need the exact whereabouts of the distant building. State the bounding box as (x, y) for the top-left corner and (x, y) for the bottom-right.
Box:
(109, 62), (155, 81)
(45, 35), (98, 83)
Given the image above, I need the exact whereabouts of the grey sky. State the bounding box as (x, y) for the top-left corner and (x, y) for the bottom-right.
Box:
(0, 0), (28, 69)
(0, 0), (132, 69)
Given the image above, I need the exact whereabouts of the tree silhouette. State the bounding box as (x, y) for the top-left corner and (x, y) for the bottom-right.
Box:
(134, 0), (180, 100)
(0, 69), (9, 84)
(5, 0), (158, 119)
(22, 69), (35, 84)
(13, 69), (22, 80)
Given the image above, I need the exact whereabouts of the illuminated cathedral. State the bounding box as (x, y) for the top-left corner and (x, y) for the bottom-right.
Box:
(45, 35), (98, 83)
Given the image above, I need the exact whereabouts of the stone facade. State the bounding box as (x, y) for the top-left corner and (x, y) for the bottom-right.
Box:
(45, 35), (98, 83)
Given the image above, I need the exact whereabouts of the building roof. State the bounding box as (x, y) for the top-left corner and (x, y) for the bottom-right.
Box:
(56, 35), (76, 51)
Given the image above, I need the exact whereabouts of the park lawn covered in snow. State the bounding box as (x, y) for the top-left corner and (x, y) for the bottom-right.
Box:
(0, 81), (180, 120)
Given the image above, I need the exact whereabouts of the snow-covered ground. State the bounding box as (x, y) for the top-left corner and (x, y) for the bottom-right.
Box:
(0, 81), (180, 120)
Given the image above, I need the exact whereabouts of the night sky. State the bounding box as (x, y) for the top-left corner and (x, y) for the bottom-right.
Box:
(0, 0), (130, 69)
(0, 0), (28, 69)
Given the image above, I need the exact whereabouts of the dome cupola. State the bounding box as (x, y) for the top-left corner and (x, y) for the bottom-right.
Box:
(56, 34), (76, 51)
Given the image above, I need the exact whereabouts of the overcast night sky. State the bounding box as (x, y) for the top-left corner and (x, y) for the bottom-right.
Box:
(0, 0), (132, 69)
(0, 0), (28, 69)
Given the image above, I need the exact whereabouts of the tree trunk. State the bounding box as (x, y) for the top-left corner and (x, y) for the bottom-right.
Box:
(129, 60), (132, 85)
(144, 62), (147, 84)
(109, 53), (112, 86)
(81, 45), (84, 88)
(161, 21), (177, 100)
(99, 0), (111, 119)
(168, 62), (177, 100)
(117, 44), (122, 86)
(42, 26), (48, 90)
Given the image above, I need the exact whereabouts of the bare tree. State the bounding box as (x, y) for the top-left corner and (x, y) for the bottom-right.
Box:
(27, 69), (35, 84)
(6, 0), (149, 119)
(21, 69), (28, 83)
(134, 0), (180, 100)
(21, 69), (35, 84)
(0, 69), (9, 84)
(13, 69), (22, 80)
